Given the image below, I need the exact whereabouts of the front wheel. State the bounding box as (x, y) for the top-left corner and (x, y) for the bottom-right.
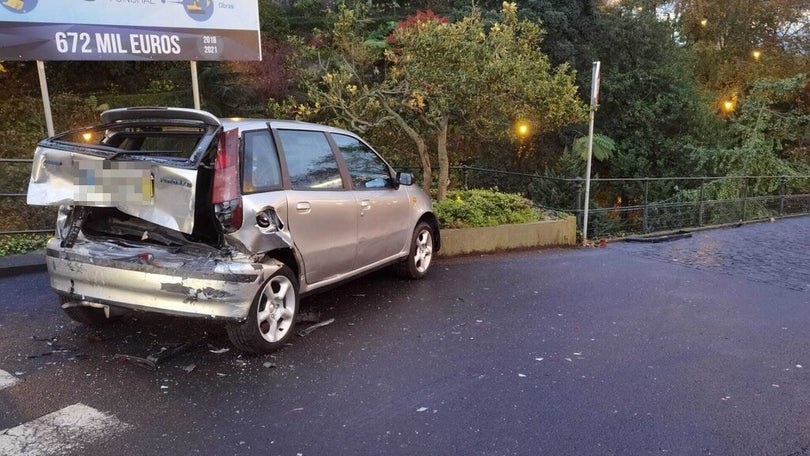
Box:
(227, 265), (299, 354)
(400, 221), (434, 279)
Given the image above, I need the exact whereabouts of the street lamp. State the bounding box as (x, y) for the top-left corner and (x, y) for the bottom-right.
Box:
(700, 18), (708, 27)
(723, 100), (735, 112)
(752, 50), (762, 60)
(517, 123), (529, 137)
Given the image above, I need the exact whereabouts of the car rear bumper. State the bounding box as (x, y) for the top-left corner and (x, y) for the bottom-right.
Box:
(45, 239), (273, 321)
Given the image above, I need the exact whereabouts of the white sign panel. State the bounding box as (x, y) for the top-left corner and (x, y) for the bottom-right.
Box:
(0, 0), (261, 61)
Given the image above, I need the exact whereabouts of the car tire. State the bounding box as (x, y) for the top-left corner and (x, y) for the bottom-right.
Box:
(399, 221), (434, 279)
(60, 297), (114, 325)
(227, 265), (299, 354)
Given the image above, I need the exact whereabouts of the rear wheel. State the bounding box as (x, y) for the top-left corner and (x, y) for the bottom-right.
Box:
(227, 265), (299, 354)
(59, 297), (113, 325)
(399, 221), (434, 279)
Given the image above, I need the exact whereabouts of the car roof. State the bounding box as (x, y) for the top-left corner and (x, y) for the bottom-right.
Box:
(99, 108), (361, 138)
(219, 118), (359, 137)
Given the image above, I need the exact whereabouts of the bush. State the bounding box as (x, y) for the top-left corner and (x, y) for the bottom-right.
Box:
(433, 189), (543, 229)
(0, 233), (50, 257)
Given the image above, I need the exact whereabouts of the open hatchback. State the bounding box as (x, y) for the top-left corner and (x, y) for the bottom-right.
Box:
(27, 107), (439, 353)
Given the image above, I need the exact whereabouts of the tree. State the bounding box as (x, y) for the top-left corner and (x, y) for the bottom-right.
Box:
(669, 0), (810, 108)
(584, 4), (719, 178)
(696, 74), (810, 180)
(300, 2), (587, 200)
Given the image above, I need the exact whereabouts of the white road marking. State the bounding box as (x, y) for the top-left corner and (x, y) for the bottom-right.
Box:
(0, 370), (19, 390)
(0, 403), (131, 456)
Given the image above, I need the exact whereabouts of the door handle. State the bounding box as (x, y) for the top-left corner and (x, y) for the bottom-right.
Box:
(296, 201), (311, 213)
(360, 200), (370, 215)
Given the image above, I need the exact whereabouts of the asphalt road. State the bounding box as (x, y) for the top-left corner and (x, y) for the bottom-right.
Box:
(1, 217), (809, 455)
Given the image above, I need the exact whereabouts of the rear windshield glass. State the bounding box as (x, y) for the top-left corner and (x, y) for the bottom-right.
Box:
(55, 123), (208, 161)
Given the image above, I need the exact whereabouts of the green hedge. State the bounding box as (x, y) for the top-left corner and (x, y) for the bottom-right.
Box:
(433, 189), (542, 229)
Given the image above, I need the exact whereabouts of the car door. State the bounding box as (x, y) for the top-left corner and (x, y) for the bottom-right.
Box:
(331, 133), (410, 268)
(276, 129), (357, 284)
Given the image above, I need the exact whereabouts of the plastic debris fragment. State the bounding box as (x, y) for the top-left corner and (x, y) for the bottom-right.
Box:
(298, 318), (336, 337)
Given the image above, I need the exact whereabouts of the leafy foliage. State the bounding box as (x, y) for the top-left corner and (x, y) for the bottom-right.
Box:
(694, 74), (810, 185)
(672, 0), (810, 104)
(589, 6), (718, 179)
(433, 188), (542, 228)
(573, 133), (616, 161)
(0, 234), (49, 257)
(295, 2), (586, 200)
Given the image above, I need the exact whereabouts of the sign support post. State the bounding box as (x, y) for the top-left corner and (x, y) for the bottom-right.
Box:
(36, 60), (54, 137)
(582, 61), (601, 246)
(190, 61), (201, 110)
(2, 0), (262, 125)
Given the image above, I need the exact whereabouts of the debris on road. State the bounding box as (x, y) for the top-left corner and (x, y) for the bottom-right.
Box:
(209, 347), (230, 354)
(297, 318), (336, 337)
(114, 341), (196, 371)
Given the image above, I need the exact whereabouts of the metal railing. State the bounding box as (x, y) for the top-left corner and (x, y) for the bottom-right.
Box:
(404, 166), (810, 238)
(3, 160), (809, 238)
(0, 158), (54, 236)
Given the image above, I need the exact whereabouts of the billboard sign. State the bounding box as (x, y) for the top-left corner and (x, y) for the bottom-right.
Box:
(0, 0), (261, 61)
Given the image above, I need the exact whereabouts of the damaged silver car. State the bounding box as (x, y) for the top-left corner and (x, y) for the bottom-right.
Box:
(27, 107), (439, 353)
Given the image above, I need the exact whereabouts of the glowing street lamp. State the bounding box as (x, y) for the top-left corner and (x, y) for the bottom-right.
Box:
(752, 50), (762, 60)
(723, 100), (735, 112)
(517, 123), (529, 137)
(700, 18), (708, 27)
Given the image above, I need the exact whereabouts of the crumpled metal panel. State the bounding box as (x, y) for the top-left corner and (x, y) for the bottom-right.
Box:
(27, 146), (198, 234)
(45, 238), (280, 321)
(227, 192), (294, 254)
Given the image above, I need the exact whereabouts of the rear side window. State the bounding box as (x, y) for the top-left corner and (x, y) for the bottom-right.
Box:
(332, 134), (392, 189)
(278, 130), (344, 190)
(242, 130), (282, 192)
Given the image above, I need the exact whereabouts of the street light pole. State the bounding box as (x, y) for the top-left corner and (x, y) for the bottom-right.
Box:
(582, 61), (600, 245)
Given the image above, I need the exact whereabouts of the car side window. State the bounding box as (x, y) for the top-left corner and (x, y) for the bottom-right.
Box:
(278, 130), (344, 190)
(242, 130), (282, 193)
(332, 134), (393, 190)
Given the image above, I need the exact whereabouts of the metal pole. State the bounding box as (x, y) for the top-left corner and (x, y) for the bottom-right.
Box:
(462, 165), (469, 190)
(190, 61), (201, 110)
(778, 176), (786, 217)
(575, 179), (583, 230)
(643, 179), (649, 233)
(698, 179), (705, 226)
(741, 178), (749, 221)
(582, 61), (600, 245)
(36, 61), (55, 137)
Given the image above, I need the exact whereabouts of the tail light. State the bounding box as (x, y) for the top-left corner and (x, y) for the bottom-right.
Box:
(213, 128), (243, 232)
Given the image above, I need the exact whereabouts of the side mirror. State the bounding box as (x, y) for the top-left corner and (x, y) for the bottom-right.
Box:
(396, 172), (414, 187)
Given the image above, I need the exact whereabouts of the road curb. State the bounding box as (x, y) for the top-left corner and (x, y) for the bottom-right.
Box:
(0, 250), (47, 278)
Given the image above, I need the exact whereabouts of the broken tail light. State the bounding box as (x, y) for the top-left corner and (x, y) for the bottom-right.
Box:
(213, 128), (243, 233)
